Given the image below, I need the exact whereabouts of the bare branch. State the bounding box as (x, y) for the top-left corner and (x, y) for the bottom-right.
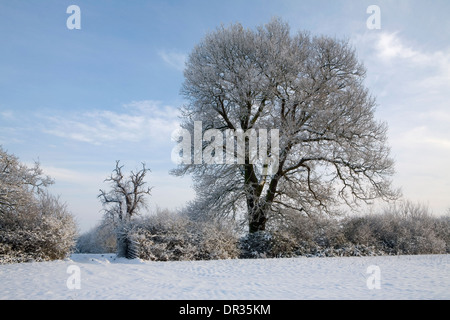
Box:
(98, 161), (152, 222)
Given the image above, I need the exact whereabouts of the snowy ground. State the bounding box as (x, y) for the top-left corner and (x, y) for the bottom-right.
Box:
(0, 253), (448, 300)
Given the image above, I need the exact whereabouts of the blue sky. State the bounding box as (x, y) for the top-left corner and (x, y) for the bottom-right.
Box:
(1, 0), (449, 232)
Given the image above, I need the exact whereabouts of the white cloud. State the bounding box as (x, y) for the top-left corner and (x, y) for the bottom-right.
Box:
(43, 100), (181, 146)
(375, 32), (417, 61)
(419, 110), (450, 124)
(41, 166), (104, 185)
(158, 50), (187, 71)
(352, 31), (450, 215)
(373, 32), (450, 88)
(353, 31), (450, 115)
(0, 110), (14, 120)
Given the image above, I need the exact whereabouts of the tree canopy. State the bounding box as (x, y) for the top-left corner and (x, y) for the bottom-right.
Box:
(172, 18), (399, 233)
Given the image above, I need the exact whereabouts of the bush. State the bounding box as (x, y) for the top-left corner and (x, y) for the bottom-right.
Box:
(239, 231), (299, 258)
(255, 201), (449, 258)
(239, 231), (272, 258)
(76, 219), (117, 254)
(0, 147), (77, 264)
(342, 201), (448, 255)
(434, 214), (450, 253)
(196, 219), (241, 260)
(84, 209), (241, 261)
(239, 230), (299, 258)
(77, 201), (450, 260)
(0, 192), (78, 264)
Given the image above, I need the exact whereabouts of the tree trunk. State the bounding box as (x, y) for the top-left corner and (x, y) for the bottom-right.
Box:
(248, 206), (267, 233)
(247, 170), (281, 233)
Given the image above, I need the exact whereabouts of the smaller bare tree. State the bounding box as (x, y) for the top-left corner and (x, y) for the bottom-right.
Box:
(98, 161), (152, 258)
(98, 161), (152, 223)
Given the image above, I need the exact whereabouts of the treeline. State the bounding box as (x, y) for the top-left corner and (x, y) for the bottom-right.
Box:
(2, 146), (448, 265)
(77, 202), (450, 260)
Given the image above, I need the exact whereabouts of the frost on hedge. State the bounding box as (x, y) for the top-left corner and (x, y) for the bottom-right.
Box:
(77, 202), (450, 261)
(0, 147), (77, 264)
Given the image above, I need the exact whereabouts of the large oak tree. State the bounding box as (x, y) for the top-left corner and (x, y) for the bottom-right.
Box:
(172, 18), (399, 233)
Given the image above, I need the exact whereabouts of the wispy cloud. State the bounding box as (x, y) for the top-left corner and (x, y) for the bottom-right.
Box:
(41, 165), (104, 185)
(43, 100), (181, 146)
(0, 110), (14, 120)
(354, 31), (450, 112)
(352, 31), (450, 213)
(375, 32), (417, 61)
(373, 32), (450, 87)
(158, 50), (187, 71)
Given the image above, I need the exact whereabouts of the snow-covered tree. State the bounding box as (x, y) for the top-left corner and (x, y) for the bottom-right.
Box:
(172, 18), (400, 233)
(98, 161), (152, 258)
(98, 161), (152, 223)
(0, 146), (77, 263)
(0, 147), (53, 223)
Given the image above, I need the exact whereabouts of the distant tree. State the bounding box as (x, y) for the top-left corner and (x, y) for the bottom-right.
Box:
(172, 18), (400, 234)
(98, 161), (152, 223)
(98, 161), (152, 258)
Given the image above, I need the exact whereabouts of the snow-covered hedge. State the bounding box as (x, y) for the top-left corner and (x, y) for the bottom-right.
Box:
(239, 231), (299, 258)
(77, 202), (450, 260)
(78, 209), (240, 261)
(76, 219), (117, 254)
(0, 193), (78, 264)
(123, 211), (240, 261)
(268, 201), (450, 257)
(0, 148), (78, 264)
(342, 202), (449, 255)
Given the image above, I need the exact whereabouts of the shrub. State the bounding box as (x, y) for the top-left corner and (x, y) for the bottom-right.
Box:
(0, 147), (78, 264)
(76, 219), (117, 254)
(0, 192), (78, 264)
(434, 214), (450, 253)
(196, 219), (241, 260)
(341, 201), (448, 255)
(77, 201), (450, 260)
(256, 202), (449, 258)
(110, 209), (240, 261)
(239, 230), (300, 259)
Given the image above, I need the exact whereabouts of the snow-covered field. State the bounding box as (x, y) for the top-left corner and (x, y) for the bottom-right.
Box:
(0, 253), (448, 300)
